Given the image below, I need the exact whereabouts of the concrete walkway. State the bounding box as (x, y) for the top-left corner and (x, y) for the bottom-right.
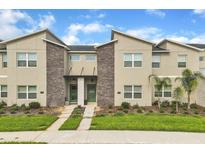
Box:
(1, 130), (205, 143)
(47, 105), (76, 131)
(77, 104), (95, 131)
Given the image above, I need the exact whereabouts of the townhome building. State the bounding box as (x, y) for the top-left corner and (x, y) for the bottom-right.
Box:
(0, 28), (205, 107)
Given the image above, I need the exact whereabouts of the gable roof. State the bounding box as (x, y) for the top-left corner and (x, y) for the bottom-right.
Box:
(187, 44), (205, 49)
(111, 29), (155, 45)
(0, 28), (68, 48)
(95, 39), (118, 48)
(156, 39), (204, 52)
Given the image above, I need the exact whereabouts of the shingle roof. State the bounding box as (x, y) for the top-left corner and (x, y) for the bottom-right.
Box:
(187, 44), (205, 49)
(68, 45), (96, 51)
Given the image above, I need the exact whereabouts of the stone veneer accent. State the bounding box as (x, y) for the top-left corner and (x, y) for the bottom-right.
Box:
(96, 43), (115, 107)
(46, 42), (65, 107)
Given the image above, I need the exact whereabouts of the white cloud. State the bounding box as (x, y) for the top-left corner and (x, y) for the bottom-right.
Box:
(62, 22), (112, 44)
(193, 9), (205, 17)
(145, 9), (166, 18)
(80, 14), (91, 19)
(38, 14), (55, 29)
(97, 13), (106, 18)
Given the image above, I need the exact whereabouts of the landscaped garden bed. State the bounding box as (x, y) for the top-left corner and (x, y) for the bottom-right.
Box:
(59, 106), (85, 130)
(0, 101), (61, 131)
(91, 102), (205, 132)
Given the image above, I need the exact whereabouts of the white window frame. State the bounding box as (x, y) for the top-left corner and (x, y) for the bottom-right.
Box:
(85, 54), (96, 61)
(124, 85), (142, 99)
(123, 53), (143, 68)
(2, 53), (7, 68)
(17, 52), (37, 68)
(199, 56), (205, 62)
(70, 54), (80, 61)
(177, 54), (187, 68)
(17, 85), (37, 100)
(154, 85), (172, 98)
(152, 55), (160, 68)
(0, 85), (7, 98)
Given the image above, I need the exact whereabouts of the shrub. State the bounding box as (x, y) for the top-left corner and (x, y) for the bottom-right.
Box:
(159, 109), (164, 113)
(149, 110), (153, 113)
(114, 111), (125, 116)
(132, 104), (139, 109)
(180, 102), (188, 108)
(10, 104), (19, 111)
(29, 102), (40, 109)
(137, 108), (143, 113)
(38, 111), (44, 114)
(0, 101), (7, 109)
(123, 109), (129, 113)
(108, 105), (113, 109)
(194, 111), (199, 114)
(190, 103), (198, 109)
(170, 110), (176, 114)
(160, 100), (170, 108)
(20, 104), (27, 111)
(24, 110), (30, 114)
(184, 111), (189, 114)
(73, 108), (83, 115)
(0, 108), (6, 114)
(152, 100), (158, 106)
(108, 110), (113, 113)
(121, 102), (130, 109)
(117, 106), (123, 111)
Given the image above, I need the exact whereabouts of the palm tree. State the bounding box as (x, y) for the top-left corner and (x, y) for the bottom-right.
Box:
(175, 69), (204, 109)
(173, 86), (184, 113)
(149, 75), (171, 109)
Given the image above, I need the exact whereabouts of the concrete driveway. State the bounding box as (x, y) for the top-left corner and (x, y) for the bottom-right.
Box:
(1, 130), (205, 144)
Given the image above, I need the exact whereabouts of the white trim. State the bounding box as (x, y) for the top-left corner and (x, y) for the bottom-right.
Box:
(42, 38), (70, 50)
(123, 53), (143, 68)
(95, 39), (118, 48)
(0, 85), (7, 98)
(70, 54), (81, 61)
(0, 75), (7, 78)
(123, 85), (142, 99)
(17, 85), (37, 100)
(156, 39), (204, 52)
(154, 85), (172, 98)
(68, 51), (96, 54)
(85, 54), (96, 61)
(16, 52), (37, 68)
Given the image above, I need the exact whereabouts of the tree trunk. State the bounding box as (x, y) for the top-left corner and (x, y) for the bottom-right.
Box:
(176, 102), (179, 113)
(158, 97), (160, 110)
(187, 93), (191, 109)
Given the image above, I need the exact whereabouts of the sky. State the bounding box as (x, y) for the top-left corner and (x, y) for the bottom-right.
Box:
(1, 9), (205, 45)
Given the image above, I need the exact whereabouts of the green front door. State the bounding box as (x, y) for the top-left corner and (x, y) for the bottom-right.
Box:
(70, 84), (77, 103)
(87, 84), (96, 102)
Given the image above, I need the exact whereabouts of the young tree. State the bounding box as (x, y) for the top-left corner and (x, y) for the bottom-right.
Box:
(173, 86), (184, 113)
(175, 69), (204, 109)
(149, 75), (171, 109)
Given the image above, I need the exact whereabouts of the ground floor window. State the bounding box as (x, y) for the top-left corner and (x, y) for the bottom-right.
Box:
(154, 85), (172, 97)
(17, 85), (37, 99)
(124, 85), (142, 99)
(0, 85), (7, 98)
(70, 84), (77, 102)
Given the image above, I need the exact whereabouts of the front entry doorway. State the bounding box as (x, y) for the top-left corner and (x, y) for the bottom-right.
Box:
(87, 84), (96, 102)
(70, 84), (77, 103)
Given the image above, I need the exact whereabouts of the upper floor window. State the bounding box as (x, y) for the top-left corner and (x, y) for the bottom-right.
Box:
(17, 53), (37, 67)
(70, 54), (80, 61)
(2, 53), (7, 68)
(0, 85), (7, 98)
(85, 54), (96, 61)
(152, 55), (160, 68)
(178, 55), (187, 68)
(17, 85), (37, 99)
(199, 56), (205, 61)
(124, 85), (142, 99)
(124, 53), (142, 67)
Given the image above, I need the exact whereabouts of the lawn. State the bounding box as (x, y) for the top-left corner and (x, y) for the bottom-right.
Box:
(0, 115), (58, 131)
(90, 113), (205, 132)
(59, 106), (84, 130)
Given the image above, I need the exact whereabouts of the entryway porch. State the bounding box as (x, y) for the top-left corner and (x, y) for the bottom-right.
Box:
(64, 76), (97, 106)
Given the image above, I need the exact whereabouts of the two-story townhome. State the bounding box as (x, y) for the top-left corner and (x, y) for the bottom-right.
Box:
(0, 28), (205, 107)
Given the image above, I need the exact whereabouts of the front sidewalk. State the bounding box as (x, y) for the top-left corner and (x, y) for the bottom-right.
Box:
(1, 130), (205, 144)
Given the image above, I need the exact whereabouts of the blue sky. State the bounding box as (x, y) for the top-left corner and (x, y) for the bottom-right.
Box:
(1, 9), (205, 44)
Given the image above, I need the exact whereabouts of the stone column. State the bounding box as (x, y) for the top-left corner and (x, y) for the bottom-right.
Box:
(77, 77), (84, 106)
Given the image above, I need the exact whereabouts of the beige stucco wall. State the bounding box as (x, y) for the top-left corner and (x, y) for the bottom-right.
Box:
(113, 33), (152, 106)
(67, 53), (97, 76)
(0, 32), (47, 106)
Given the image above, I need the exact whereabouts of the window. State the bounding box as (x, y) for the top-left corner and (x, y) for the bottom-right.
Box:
(199, 56), (205, 61)
(124, 85), (142, 99)
(28, 53), (37, 67)
(200, 68), (205, 76)
(164, 85), (172, 97)
(0, 85), (7, 98)
(2, 53), (7, 68)
(17, 85), (37, 99)
(70, 54), (80, 61)
(85, 54), (96, 61)
(17, 53), (37, 67)
(154, 85), (162, 97)
(154, 85), (172, 97)
(152, 55), (160, 68)
(124, 53), (142, 67)
(178, 55), (187, 68)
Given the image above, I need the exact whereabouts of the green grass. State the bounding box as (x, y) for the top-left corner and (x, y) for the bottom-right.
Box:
(0, 141), (47, 144)
(0, 115), (58, 131)
(59, 107), (84, 130)
(91, 113), (205, 132)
